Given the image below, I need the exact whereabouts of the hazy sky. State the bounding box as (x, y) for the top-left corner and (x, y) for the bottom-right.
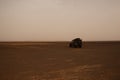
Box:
(0, 0), (120, 41)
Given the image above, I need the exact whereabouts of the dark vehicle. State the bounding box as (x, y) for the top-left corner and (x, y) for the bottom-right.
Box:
(69, 38), (82, 48)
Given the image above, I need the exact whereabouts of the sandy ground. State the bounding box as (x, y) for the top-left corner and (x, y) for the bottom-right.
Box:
(0, 42), (120, 80)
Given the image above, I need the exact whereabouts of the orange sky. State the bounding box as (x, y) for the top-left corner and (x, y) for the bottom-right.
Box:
(0, 0), (120, 41)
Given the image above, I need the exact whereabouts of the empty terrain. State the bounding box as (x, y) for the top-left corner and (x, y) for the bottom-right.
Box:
(0, 42), (120, 80)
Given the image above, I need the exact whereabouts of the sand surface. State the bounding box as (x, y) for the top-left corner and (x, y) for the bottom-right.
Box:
(0, 42), (120, 80)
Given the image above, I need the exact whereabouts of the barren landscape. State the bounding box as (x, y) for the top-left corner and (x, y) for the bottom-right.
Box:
(0, 42), (120, 80)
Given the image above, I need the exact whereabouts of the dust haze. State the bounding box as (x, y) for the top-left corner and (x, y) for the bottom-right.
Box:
(0, 0), (120, 41)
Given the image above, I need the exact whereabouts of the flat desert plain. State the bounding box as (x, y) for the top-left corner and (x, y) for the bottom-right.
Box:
(0, 42), (120, 80)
